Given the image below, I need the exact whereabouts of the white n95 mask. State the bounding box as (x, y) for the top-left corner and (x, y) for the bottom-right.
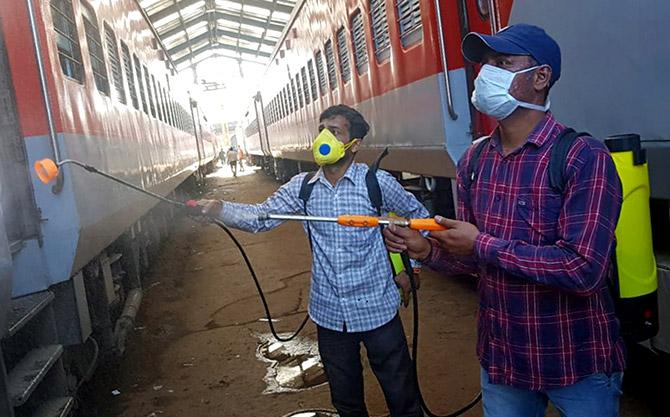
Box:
(471, 64), (550, 120)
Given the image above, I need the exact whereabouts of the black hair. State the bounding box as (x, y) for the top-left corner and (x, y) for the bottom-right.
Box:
(319, 104), (370, 139)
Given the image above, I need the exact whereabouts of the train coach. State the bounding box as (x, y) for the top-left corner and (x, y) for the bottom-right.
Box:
(244, 0), (670, 357)
(0, 0), (220, 415)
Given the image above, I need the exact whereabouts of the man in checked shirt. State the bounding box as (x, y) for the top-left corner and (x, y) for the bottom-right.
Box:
(384, 24), (625, 417)
(198, 105), (427, 417)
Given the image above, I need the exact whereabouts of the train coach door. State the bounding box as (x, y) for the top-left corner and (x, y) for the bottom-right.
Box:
(0, 19), (40, 252)
(253, 92), (271, 157)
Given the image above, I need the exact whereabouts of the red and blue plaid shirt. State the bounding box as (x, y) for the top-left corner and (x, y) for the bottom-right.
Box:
(426, 113), (626, 390)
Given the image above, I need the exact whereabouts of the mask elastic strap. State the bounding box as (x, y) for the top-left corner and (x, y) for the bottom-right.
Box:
(343, 139), (359, 151)
(518, 99), (551, 112)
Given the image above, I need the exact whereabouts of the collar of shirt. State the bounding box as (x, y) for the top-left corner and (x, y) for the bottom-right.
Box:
(308, 161), (361, 187)
(488, 112), (560, 154)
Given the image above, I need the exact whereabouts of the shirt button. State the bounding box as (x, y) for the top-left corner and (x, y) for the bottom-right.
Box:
(495, 195), (501, 201)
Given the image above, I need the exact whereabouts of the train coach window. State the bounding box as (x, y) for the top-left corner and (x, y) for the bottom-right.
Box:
(155, 78), (165, 122)
(290, 78), (298, 111)
(143, 66), (156, 117)
(301, 67), (311, 104)
(103, 24), (126, 104)
(351, 10), (369, 74)
(120, 42), (139, 109)
(369, 0), (391, 62)
(314, 51), (326, 96)
(50, 0), (84, 82)
(307, 60), (318, 100)
(296, 74), (304, 108)
(336, 27), (351, 83)
(133, 55), (148, 114)
(324, 40), (337, 90)
(81, 1), (110, 95)
(396, 0), (423, 48)
(284, 88), (289, 117)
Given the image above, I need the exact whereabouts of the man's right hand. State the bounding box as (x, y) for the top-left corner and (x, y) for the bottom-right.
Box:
(383, 224), (432, 260)
(195, 199), (223, 217)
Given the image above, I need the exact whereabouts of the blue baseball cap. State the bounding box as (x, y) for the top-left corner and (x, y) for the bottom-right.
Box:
(461, 23), (561, 86)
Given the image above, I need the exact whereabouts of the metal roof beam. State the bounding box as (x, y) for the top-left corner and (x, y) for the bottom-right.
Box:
(150, 0), (202, 23)
(167, 28), (275, 56)
(176, 52), (266, 70)
(149, 0), (292, 25)
(169, 31), (210, 56)
(158, 11), (284, 39)
(226, 0), (293, 15)
(162, 18), (276, 47)
(174, 43), (270, 66)
(214, 10), (285, 32)
(217, 27), (275, 46)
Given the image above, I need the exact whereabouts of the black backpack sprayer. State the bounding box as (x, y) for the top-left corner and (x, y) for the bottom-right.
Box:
(34, 157), (481, 417)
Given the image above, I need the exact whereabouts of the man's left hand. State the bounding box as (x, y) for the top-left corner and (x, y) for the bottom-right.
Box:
(430, 216), (480, 256)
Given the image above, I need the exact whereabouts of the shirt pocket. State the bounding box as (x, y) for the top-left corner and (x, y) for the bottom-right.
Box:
(515, 193), (563, 244)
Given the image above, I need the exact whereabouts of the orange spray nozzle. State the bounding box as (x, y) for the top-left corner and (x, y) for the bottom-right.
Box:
(337, 215), (380, 228)
(34, 158), (60, 184)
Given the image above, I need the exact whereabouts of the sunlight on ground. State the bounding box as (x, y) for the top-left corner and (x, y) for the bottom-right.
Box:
(207, 162), (260, 179)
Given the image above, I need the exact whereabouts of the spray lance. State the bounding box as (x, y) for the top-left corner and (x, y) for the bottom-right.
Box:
(34, 158), (479, 417)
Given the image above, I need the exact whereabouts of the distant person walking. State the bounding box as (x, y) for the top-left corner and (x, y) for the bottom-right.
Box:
(226, 147), (238, 177)
(219, 148), (226, 165)
(237, 147), (245, 172)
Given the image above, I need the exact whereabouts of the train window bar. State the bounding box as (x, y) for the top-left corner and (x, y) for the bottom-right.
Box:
(295, 73), (304, 108)
(396, 0), (423, 48)
(143, 65), (156, 117)
(307, 60), (318, 101)
(324, 40), (338, 90)
(103, 23), (126, 104)
(351, 9), (369, 75)
(81, 0), (110, 95)
(301, 67), (311, 104)
(120, 42), (139, 109)
(314, 51), (327, 96)
(369, 0), (391, 62)
(336, 27), (352, 83)
(50, 0), (84, 82)
(134, 55), (148, 114)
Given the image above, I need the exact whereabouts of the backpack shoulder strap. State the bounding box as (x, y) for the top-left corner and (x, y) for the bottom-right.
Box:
(549, 128), (591, 193)
(464, 136), (491, 190)
(366, 147), (389, 215)
(299, 171), (317, 212)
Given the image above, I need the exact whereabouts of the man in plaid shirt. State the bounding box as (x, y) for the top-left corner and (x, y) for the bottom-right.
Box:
(384, 24), (625, 417)
(199, 105), (427, 417)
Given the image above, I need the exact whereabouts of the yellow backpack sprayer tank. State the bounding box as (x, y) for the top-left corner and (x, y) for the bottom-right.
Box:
(605, 134), (659, 342)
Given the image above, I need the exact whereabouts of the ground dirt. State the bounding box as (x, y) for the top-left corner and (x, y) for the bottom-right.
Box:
(87, 164), (668, 417)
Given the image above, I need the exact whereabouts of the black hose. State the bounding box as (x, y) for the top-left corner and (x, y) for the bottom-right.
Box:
(210, 218), (310, 342)
(400, 252), (482, 417)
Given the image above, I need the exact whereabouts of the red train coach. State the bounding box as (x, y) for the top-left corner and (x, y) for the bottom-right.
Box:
(244, 0), (512, 184)
(0, 0), (218, 415)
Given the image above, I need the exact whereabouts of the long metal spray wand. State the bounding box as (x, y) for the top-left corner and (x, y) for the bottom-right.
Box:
(259, 213), (447, 231)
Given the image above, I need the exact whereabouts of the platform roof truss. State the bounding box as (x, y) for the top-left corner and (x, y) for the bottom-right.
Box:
(139, 0), (295, 69)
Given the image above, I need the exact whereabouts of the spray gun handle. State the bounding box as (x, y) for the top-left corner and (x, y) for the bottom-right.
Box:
(337, 215), (380, 228)
(408, 219), (447, 231)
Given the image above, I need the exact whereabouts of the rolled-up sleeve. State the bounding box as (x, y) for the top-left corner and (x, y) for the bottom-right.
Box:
(219, 173), (305, 232)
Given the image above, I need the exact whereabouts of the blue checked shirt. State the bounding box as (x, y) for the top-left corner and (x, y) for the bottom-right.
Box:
(219, 162), (429, 332)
